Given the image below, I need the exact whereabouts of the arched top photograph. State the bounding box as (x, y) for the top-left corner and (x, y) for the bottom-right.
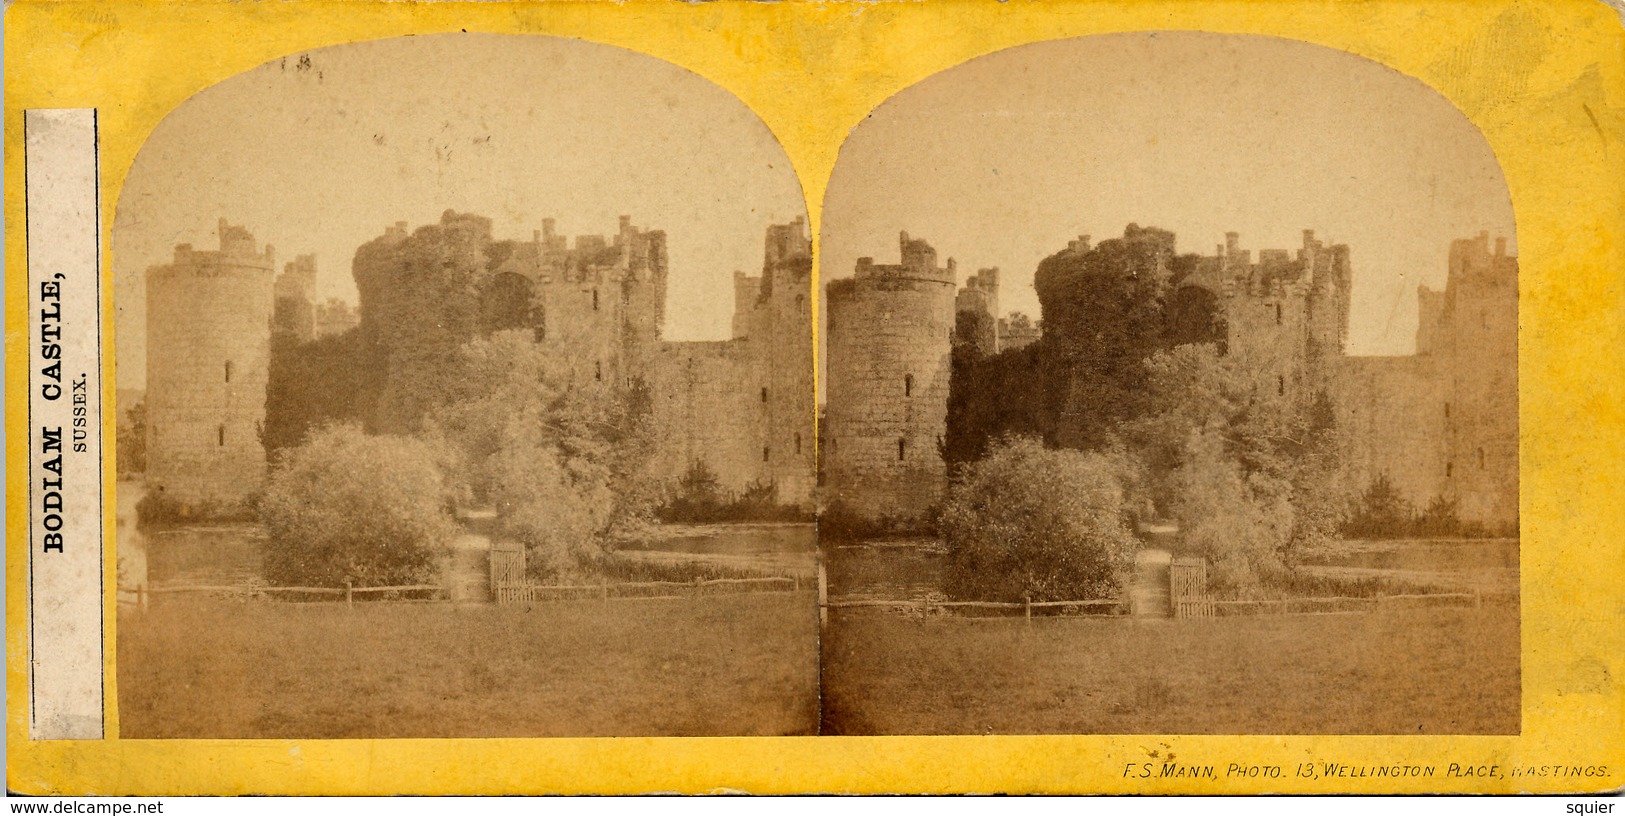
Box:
(111, 32), (819, 741)
(818, 31), (1519, 738)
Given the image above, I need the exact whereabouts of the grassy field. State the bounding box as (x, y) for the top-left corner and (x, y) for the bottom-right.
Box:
(119, 592), (818, 738)
(821, 605), (1519, 735)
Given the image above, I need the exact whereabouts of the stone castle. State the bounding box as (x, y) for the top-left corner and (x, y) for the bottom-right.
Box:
(144, 220), (278, 509)
(823, 225), (1518, 529)
(144, 213), (815, 513)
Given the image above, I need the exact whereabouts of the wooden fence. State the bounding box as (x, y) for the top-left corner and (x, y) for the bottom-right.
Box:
(119, 581), (444, 610)
(492, 575), (801, 605)
(123, 575), (805, 610)
(823, 596), (1122, 618)
(1208, 590), (1496, 616)
(821, 588), (1504, 620)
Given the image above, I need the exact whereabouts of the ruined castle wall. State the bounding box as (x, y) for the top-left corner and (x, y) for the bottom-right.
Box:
(1223, 283), (1313, 403)
(758, 221), (816, 507)
(145, 230), (275, 511)
(1335, 355), (1449, 508)
(1442, 238), (1518, 526)
(647, 340), (766, 496)
(272, 254), (317, 344)
(825, 262), (957, 519)
(534, 265), (632, 388)
(1328, 235), (1516, 528)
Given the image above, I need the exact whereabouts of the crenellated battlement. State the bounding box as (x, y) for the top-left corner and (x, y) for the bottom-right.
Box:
(955, 267), (1001, 326)
(764, 215), (811, 268)
(165, 219), (278, 274)
(848, 231), (958, 288)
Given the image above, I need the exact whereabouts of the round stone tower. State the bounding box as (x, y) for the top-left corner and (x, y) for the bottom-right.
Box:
(145, 219), (276, 514)
(824, 231), (957, 520)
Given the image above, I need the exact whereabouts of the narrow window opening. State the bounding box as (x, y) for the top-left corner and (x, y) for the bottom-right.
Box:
(1446, 461), (1454, 478)
(898, 438), (907, 461)
(592, 288), (600, 311)
(1478, 448), (1486, 469)
(761, 387), (769, 404)
(763, 446), (771, 462)
(595, 360), (602, 382)
(794, 433), (802, 455)
(905, 374), (914, 397)
(217, 425), (226, 447)
(224, 360), (233, 383)
(1277, 374), (1285, 396)
(1444, 402), (1451, 419)
(1274, 303), (1283, 324)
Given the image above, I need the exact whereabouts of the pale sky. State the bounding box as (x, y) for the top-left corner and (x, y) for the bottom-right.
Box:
(114, 33), (805, 389)
(821, 32), (1516, 359)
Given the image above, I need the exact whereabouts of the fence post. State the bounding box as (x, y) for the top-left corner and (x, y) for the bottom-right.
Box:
(601, 582), (609, 608)
(818, 562), (828, 628)
(345, 581), (353, 606)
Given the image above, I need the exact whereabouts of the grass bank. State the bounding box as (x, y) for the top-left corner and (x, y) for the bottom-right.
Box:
(821, 605), (1518, 735)
(119, 593), (818, 738)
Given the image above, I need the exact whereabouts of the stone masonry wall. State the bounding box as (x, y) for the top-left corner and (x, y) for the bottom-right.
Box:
(144, 220), (275, 511)
(824, 233), (957, 518)
(646, 340), (766, 497)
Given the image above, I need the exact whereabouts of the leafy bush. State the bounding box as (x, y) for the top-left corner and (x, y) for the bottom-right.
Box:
(1342, 489), (1505, 540)
(116, 398), (147, 478)
(135, 490), (258, 527)
(259, 424), (456, 587)
(940, 436), (1138, 602)
(1343, 473), (1415, 539)
(657, 461), (809, 523)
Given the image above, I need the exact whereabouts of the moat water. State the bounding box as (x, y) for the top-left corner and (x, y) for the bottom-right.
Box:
(117, 483), (816, 592)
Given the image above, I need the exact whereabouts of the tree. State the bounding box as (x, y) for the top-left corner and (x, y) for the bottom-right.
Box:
(940, 436), (1140, 602)
(1414, 495), (1463, 537)
(424, 331), (658, 580)
(263, 327), (378, 459)
(116, 398), (147, 478)
(1344, 473), (1414, 539)
(259, 424), (456, 587)
(1123, 343), (1344, 592)
(1033, 224), (1185, 449)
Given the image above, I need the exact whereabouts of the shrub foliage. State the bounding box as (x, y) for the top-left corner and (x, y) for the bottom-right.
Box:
(940, 437), (1139, 602)
(260, 424), (457, 587)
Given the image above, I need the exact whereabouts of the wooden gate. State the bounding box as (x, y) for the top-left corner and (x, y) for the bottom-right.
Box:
(489, 540), (526, 604)
(1170, 557), (1214, 619)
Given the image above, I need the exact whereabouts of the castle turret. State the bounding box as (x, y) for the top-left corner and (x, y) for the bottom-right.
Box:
(760, 217), (815, 506)
(824, 232), (958, 519)
(273, 254), (318, 343)
(145, 220), (277, 513)
(1439, 232), (1518, 525)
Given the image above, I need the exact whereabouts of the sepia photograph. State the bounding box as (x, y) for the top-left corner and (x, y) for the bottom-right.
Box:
(110, 33), (819, 739)
(817, 32), (1519, 736)
(15, 0), (1625, 796)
